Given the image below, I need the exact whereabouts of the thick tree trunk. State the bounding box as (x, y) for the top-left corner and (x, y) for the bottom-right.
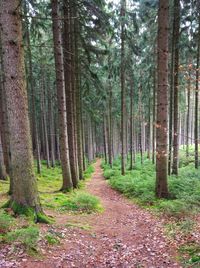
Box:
(51, 0), (72, 190)
(156, 0), (169, 198)
(0, 0), (42, 217)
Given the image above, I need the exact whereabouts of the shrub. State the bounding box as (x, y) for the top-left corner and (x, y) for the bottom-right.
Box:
(83, 165), (95, 179)
(45, 232), (60, 245)
(0, 210), (14, 234)
(5, 226), (39, 251)
(157, 200), (194, 218)
(60, 192), (102, 213)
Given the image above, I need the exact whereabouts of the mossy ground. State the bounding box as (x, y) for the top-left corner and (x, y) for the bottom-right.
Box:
(0, 162), (100, 254)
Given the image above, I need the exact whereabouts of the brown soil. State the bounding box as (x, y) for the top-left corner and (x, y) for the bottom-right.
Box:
(20, 160), (181, 268)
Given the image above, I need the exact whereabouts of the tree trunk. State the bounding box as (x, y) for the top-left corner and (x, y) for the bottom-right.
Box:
(51, 0), (72, 190)
(63, 0), (79, 188)
(0, 0), (42, 217)
(156, 0), (169, 198)
(172, 0), (180, 175)
(129, 77), (134, 169)
(120, 0), (126, 175)
(186, 67), (191, 157)
(195, 14), (200, 169)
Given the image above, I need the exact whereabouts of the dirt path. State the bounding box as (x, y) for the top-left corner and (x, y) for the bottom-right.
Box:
(21, 160), (181, 268)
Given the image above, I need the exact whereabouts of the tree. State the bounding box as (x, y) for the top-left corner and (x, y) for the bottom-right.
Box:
(155, 0), (169, 198)
(195, 10), (200, 169)
(0, 0), (43, 220)
(172, 0), (181, 175)
(121, 0), (126, 175)
(51, 0), (73, 190)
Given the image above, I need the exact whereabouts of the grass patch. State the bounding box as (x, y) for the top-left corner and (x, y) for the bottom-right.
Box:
(59, 192), (103, 213)
(0, 210), (14, 234)
(5, 226), (40, 253)
(179, 242), (200, 266)
(45, 232), (60, 245)
(165, 219), (196, 239)
(66, 222), (92, 231)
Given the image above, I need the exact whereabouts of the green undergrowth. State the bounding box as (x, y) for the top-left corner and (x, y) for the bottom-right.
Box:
(179, 242), (200, 267)
(41, 191), (103, 213)
(65, 221), (92, 231)
(102, 154), (200, 219)
(102, 149), (200, 265)
(0, 161), (100, 253)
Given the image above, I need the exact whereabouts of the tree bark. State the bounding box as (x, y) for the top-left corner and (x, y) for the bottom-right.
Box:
(0, 0), (42, 216)
(51, 0), (72, 190)
(120, 0), (126, 175)
(195, 14), (200, 169)
(156, 0), (169, 198)
(172, 0), (180, 175)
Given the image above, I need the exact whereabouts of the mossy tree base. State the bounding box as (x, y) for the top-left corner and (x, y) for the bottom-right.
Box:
(2, 200), (53, 224)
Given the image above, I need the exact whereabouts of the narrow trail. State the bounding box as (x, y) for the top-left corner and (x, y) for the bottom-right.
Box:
(22, 160), (181, 268)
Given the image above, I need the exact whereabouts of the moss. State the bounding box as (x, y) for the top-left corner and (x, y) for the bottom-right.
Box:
(2, 200), (53, 224)
(36, 213), (53, 224)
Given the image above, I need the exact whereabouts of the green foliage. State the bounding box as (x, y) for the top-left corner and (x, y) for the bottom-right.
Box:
(5, 226), (39, 252)
(165, 219), (195, 239)
(179, 243), (200, 266)
(45, 232), (60, 245)
(60, 192), (103, 213)
(83, 165), (95, 180)
(157, 200), (194, 218)
(0, 210), (14, 233)
(103, 155), (200, 218)
(65, 222), (92, 231)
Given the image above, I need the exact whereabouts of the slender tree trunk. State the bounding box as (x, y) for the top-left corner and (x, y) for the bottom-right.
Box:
(156, 0), (169, 198)
(172, 0), (180, 175)
(24, 3), (41, 174)
(129, 77), (134, 169)
(152, 67), (156, 164)
(168, 15), (175, 175)
(0, 132), (7, 180)
(120, 0), (126, 175)
(103, 115), (108, 164)
(186, 68), (191, 157)
(195, 15), (200, 169)
(0, 0), (42, 217)
(41, 76), (50, 168)
(51, 0), (72, 190)
(49, 94), (56, 168)
(63, 0), (79, 188)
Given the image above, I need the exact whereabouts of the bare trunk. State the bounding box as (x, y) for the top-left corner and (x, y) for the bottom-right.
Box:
(172, 0), (180, 175)
(120, 0), (126, 175)
(156, 0), (169, 198)
(0, 0), (42, 216)
(51, 0), (72, 190)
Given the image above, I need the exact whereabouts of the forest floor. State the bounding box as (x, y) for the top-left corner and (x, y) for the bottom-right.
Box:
(13, 159), (182, 268)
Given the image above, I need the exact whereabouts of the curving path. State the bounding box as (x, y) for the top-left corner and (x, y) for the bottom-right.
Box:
(21, 159), (181, 268)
